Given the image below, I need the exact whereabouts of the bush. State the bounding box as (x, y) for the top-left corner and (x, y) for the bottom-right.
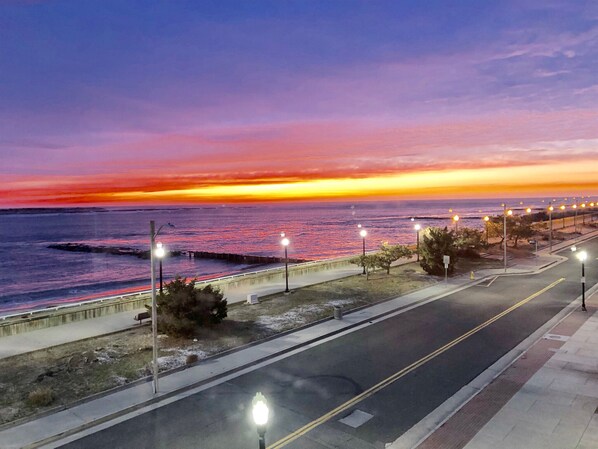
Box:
(157, 276), (228, 337)
(376, 243), (413, 274)
(27, 387), (55, 407)
(419, 227), (458, 276)
(454, 227), (484, 256)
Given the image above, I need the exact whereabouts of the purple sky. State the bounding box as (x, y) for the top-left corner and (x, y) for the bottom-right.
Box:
(1, 1), (597, 205)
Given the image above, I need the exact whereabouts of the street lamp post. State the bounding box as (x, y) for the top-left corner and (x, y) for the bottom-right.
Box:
(414, 224), (421, 262)
(560, 205), (566, 228)
(582, 203), (586, 226)
(360, 228), (367, 274)
(149, 220), (174, 394)
(577, 251), (587, 312)
(548, 204), (554, 253)
(573, 204), (578, 233)
(281, 234), (290, 293)
(452, 215), (459, 232)
(483, 216), (490, 245)
(252, 393), (269, 449)
(503, 205), (512, 273)
(155, 242), (165, 294)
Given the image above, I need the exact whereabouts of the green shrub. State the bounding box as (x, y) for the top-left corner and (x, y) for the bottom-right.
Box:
(157, 276), (227, 337)
(419, 227), (458, 276)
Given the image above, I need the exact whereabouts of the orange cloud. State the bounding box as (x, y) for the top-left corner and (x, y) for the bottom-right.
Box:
(2, 109), (598, 206)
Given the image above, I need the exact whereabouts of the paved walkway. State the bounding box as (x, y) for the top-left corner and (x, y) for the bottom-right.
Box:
(0, 230), (596, 449)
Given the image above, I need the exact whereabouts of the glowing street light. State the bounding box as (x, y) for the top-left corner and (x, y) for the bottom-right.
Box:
(155, 242), (166, 295)
(452, 214), (460, 232)
(572, 203), (578, 233)
(560, 205), (566, 228)
(502, 205), (512, 273)
(577, 251), (588, 312)
(548, 204), (554, 253)
(149, 220), (175, 394)
(359, 228), (367, 274)
(526, 207), (532, 214)
(252, 392), (269, 449)
(581, 203), (586, 226)
(281, 234), (290, 293)
(483, 216), (490, 245)
(414, 224), (421, 261)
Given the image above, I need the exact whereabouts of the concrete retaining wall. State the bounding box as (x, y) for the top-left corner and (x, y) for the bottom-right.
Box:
(0, 256), (356, 337)
(0, 295), (150, 337)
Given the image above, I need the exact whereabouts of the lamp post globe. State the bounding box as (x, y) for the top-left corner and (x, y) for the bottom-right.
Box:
(359, 228), (367, 274)
(414, 224), (421, 262)
(502, 205), (512, 273)
(252, 393), (269, 449)
(281, 236), (290, 293)
(149, 221), (175, 395)
(548, 205), (554, 252)
(452, 215), (459, 232)
(577, 251), (588, 311)
(155, 242), (166, 295)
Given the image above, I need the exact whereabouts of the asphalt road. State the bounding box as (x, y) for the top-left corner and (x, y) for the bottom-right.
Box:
(62, 239), (597, 449)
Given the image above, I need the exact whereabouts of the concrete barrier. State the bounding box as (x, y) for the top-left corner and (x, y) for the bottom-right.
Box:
(0, 295), (150, 337)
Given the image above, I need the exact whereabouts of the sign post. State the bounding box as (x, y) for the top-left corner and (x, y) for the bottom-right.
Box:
(443, 255), (450, 283)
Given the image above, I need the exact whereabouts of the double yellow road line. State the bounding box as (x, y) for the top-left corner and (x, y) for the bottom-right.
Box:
(269, 277), (565, 449)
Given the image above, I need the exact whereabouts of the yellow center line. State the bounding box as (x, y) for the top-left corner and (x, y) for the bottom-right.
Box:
(268, 277), (565, 449)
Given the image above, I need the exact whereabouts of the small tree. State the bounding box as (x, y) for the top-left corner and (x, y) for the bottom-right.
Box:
(376, 243), (413, 274)
(508, 216), (534, 248)
(350, 254), (379, 279)
(454, 227), (484, 257)
(419, 227), (458, 276)
(486, 218), (503, 245)
(157, 276), (227, 337)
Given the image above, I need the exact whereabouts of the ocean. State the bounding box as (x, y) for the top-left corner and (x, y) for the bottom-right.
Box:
(0, 198), (547, 314)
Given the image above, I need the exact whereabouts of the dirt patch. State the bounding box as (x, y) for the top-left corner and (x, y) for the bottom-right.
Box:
(0, 259), (496, 425)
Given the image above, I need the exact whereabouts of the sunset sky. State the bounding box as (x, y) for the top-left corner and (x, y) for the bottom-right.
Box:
(1, 0), (597, 206)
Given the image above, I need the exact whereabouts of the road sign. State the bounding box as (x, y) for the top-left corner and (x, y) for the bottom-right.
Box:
(443, 255), (450, 267)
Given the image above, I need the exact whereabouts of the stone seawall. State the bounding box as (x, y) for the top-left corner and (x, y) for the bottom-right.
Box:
(0, 256), (355, 337)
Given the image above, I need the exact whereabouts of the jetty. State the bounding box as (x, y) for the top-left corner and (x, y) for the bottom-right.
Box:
(48, 243), (309, 264)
